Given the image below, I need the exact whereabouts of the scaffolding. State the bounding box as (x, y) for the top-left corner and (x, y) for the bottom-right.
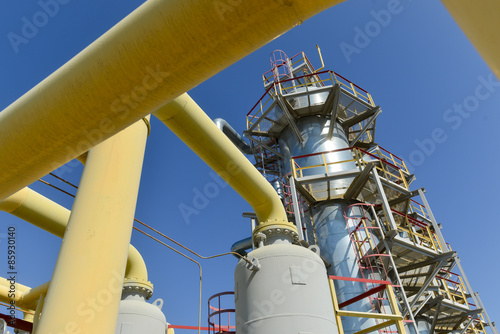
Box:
(242, 49), (496, 334)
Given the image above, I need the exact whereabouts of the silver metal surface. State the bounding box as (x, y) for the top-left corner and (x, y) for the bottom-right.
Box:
(313, 200), (377, 334)
(234, 244), (338, 334)
(279, 116), (355, 198)
(231, 237), (254, 257)
(214, 118), (254, 155)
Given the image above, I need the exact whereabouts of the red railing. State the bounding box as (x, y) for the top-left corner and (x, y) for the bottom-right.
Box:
(207, 292), (236, 334)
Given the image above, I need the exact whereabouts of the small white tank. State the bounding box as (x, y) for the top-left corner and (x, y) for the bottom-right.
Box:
(234, 243), (338, 334)
(115, 291), (168, 334)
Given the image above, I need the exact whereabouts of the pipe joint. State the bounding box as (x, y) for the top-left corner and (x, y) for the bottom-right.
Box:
(123, 278), (154, 300)
(252, 219), (298, 246)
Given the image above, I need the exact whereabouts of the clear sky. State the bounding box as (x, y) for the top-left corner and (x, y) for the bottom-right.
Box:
(1, 0), (499, 332)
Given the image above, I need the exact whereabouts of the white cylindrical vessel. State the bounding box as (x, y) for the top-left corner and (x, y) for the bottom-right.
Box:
(234, 243), (338, 334)
(115, 291), (168, 334)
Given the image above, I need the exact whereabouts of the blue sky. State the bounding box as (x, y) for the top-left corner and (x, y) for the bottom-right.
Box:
(1, 0), (499, 332)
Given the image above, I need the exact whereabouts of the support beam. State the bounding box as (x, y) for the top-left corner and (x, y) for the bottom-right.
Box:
(289, 177), (304, 241)
(326, 84), (341, 139)
(418, 296), (444, 314)
(397, 251), (455, 273)
(388, 189), (421, 207)
(277, 95), (303, 143)
(372, 169), (398, 230)
(429, 301), (442, 334)
(413, 293), (433, 317)
(460, 316), (476, 334)
(36, 119), (149, 333)
(438, 309), (482, 322)
(321, 83), (340, 118)
(344, 164), (373, 201)
(474, 292), (499, 334)
(349, 107), (381, 146)
(409, 260), (447, 310)
(370, 206), (420, 334)
(342, 105), (380, 128)
(417, 188), (448, 251)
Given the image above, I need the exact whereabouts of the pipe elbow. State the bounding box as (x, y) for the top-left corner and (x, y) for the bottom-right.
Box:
(230, 236), (253, 257)
(213, 118), (253, 155)
(125, 245), (153, 299)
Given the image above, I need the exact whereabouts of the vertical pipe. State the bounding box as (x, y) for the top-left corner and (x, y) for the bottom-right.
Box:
(36, 118), (149, 334)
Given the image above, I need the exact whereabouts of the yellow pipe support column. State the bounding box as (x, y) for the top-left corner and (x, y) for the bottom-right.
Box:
(0, 0), (344, 201)
(35, 119), (149, 334)
(0, 187), (152, 294)
(154, 93), (296, 240)
(441, 0), (500, 79)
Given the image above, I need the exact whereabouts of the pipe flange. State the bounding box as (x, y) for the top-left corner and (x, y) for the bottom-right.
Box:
(252, 219), (298, 245)
(123, 278), (154, 300)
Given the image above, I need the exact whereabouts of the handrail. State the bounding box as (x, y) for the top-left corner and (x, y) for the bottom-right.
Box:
(248, 69), (375, 127)
(290, 147), (410, 187)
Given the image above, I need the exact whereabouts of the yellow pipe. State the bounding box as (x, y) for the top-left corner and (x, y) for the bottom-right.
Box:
(154, 94), (296, 239)
(0, 187), (151, 291)
(18, 282), (49, 311)
(36, 119), (148, 334)
(0, 187), (68, 236)
(441, 0), (500, 79)
(0, 0), (344, 202)
(315, 45), (325, 72)
(0, 277), (30, 305)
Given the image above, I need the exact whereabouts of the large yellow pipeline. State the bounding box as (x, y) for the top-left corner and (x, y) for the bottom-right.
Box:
(36, 119), (148, 333)
(154, 94), (296, 239)
(441, 0), (500, 79)
(0, 0), (344, 202)
(0, 187), (151, 289)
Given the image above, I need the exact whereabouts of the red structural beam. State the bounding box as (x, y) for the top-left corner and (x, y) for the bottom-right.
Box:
(0, 313), (33, 332)
(169, 325), (235, 331)
(338, 284), (387, 309)
(329, 275), (391, 285)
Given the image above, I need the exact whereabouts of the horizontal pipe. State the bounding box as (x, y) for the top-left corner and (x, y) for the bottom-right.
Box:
(0, 277), (30, 305)
(0, 0), (344, 201)
(154, 94), (295, 238)
(0, 187), (150, 292)
(18, 282), (50, 311)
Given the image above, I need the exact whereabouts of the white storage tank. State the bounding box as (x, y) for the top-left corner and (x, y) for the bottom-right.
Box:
(234, 243), (338, 334)
(115, 285), (169, 334)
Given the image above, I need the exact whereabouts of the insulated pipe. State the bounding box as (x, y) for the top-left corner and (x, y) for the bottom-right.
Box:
(0, 187), (151, 291)
(36, 119), (148, 334)
(230, 237), (253, 257)
(213, 118), (254, 155)
(154, 94), (296, 240)
(0, 0), (344, 201)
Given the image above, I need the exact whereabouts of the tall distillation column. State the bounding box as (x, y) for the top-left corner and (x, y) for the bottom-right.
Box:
(225, 49), (496, 334)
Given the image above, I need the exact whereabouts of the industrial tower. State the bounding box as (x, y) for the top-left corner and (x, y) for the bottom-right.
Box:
(222, 49), (497, 334)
